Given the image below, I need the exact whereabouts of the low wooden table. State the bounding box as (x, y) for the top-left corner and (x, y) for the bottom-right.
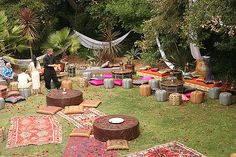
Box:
(160, 79), (184, 95)
(46, 89), (83, 108)
(112, 69), (133, 79)
(93, 115), (140, 142)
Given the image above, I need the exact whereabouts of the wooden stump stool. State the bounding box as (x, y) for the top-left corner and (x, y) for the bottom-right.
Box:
(219, 92), (232, 106)
(10, 81), (18, 91)
(208, 87), (220, 99)
(0, 85), (7, 99)
(139, 84), (151, 96)
(61, 79), (72, 90)
(78, 77), (88, 87)
(122, 78), (133, 89)
(19, 88), (31, 98)
(83, 72), (92, 81)
(104, 79), (114, 89)
(149, 79), (159, 90)
(155, 90), (167, 102)
(169, 93), (182, 105)
(0, 97), (5, 110)
(190, 91), (204, 104)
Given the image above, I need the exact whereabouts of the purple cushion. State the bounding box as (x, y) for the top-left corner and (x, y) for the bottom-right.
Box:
(103, 73), (113, 78)
(114, 80), (122, 86)
(5, 96), (25, 104)
(89, 80), (104, 86)
(141, 76), (153, 80)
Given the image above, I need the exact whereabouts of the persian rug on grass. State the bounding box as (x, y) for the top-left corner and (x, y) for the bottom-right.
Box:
(57, 108), (106, 129)
(6, 115), (62, 148)
(63, 136), (117, 157)
(125, 141), (206, 157)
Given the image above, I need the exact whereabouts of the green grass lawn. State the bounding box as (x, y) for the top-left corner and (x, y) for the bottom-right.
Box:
(0, 81), (236, 157)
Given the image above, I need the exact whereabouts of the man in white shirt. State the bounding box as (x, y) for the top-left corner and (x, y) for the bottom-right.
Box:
(18, 67), (32, 89)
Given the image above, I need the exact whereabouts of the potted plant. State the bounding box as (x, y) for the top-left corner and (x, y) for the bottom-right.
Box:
(124, 48), (141, 73)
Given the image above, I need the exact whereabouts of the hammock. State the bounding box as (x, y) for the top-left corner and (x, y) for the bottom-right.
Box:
(74, 30), (131, 49)
(0, 54), (46, 65)
(156, 37), (175, 70)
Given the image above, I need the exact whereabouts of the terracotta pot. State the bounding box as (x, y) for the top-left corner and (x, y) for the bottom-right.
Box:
(125, 64), (135, 74)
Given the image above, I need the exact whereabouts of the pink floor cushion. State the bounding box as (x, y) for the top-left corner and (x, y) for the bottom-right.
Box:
(103, 73), (113, 78)
(141, 76), (154, 80)
(184, 93), (191, 98)
(89, 80), (104, 86)
(114, 80), (122, 86)
(182, 94), (189, 101)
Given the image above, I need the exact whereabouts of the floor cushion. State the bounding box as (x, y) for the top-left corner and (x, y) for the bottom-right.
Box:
(69, 128), (92, 137)
(6, 91), (20, 98)
(5, 96), (25, 104)
(106, 139), (129, 150)
(64, 105), (84, 114)
(141, 76), (153, 81)
(80, 100), (102, 108)
(114, 79), (122, 86)
(103, 73), (113, 78)
(101, 61), (110, 68)
(89, 80), (104, 86)
(37, 105), (63, 115)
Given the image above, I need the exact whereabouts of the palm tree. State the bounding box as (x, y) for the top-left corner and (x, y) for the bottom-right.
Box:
(0, 11), (27, 56)
(18, 8), (40, 58)
(43, 27), (80, 56)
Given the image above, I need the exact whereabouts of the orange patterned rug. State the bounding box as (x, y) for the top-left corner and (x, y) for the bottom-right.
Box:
(6, 115), (62, 148)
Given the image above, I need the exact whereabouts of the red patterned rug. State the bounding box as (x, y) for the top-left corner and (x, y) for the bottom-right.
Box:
(125, 141), (206, 157)
(6, 115), (62, 148)
(57, 108), (106, 129)
(63, 136), (117, 157)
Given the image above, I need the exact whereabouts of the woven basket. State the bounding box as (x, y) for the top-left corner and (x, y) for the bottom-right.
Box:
(190, 91), (204, 104)
(10, 82), (18, 91)
(169, 93), (182, 105)
(78, 77), (88, 87)
(139, 84), (151, 96)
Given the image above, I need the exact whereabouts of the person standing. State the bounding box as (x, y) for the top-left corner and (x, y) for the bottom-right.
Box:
(43, 48), (61, 92)
(29, 55), (41, 95)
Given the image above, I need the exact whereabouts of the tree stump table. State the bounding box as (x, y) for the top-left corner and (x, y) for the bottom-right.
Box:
(46, 89), (83, 108)
(0, 85), (7, 99)
(93, 115), (140, 142)
(112, 69), (133, 79)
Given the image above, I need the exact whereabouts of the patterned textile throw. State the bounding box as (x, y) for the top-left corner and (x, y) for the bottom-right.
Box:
(57, 108), (106, 129)
(125, 141), (206, 157)
(6, 115), (62, 148)
(63, 136), (117, 157)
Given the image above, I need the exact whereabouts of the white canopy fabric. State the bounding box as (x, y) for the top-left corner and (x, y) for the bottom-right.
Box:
(74, 30), (131, 49)
(0, 54), (46, 65)
(156, 37), (175, 70)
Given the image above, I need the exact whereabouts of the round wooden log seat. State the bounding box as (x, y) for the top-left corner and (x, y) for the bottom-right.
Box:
(46, 89), (83, 108)
(93, 115), (140, 142)
(0, 85), (7, 99)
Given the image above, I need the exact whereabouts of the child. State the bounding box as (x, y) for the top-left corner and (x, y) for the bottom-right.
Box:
(18, 67), (32, 89)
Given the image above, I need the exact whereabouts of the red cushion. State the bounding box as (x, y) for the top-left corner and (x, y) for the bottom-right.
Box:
(114, 80), (122, 86)
(89, 80), (104, 86)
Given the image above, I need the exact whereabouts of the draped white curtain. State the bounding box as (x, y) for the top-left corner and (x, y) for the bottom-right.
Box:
(156, 37), (175, 70)
(74, 30), (130, 49)
(0, 54), (46, 65)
